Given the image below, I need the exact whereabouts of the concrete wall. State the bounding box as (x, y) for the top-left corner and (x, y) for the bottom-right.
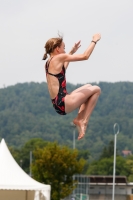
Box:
(64, 183), (133, 200)
(89, 194), (127, 200)
(127, 186), (133, 195)
(90, 185), (127, 195)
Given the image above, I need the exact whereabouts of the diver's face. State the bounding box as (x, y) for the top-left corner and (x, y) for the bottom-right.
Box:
(58, 42), (66, 54)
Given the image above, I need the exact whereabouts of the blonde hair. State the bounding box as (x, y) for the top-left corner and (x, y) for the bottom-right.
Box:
(42, 37), (63, 60)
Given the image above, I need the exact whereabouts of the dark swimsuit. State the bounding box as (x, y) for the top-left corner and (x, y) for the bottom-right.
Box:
(45, 58), (67, 115)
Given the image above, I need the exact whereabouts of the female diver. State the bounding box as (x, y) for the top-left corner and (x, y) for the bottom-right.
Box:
(43, 33), (101, 140)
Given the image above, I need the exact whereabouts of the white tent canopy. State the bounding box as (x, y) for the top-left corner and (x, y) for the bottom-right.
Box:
(0, 139), (51, 200)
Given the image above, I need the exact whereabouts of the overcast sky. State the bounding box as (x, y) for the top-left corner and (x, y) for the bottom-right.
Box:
(0, 0), (133, 88)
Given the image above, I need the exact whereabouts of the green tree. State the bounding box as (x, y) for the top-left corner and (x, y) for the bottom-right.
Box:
(125, 155), (133, 182)
(32, 142), (86, 200)
(87, 156), (129, 176)
(10, 138), (48, 173)
(77, 150), (90, 174)
(100, 140), (119, 160)
(77, 150), (90, 160)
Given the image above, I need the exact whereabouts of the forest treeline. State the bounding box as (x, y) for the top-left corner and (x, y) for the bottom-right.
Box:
(0, 81), (133, 159)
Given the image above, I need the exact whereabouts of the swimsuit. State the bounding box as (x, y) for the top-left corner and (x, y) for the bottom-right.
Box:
(45, 58), (67, 115)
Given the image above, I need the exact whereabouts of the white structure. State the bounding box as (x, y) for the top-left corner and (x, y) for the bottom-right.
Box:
(0, 139), (51, 200)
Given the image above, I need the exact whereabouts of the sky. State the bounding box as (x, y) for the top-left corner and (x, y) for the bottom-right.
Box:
(0, 0), (133, 88)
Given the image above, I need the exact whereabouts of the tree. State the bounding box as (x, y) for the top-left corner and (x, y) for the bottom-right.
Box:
(87, 156), (129, 177)
(77, 150), (90, 161)
(32, 142), (86, 200)
(77, 150), (90, 174)
(10, 138), (48, 173)
(125, 155), (133, 182)
(99, 140), (119, 160)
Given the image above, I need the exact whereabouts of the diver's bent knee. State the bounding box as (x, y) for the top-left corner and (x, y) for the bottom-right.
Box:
(96, 86), (101, 95)
(93, 85), (101, 94)
(86, 83), (92, 87)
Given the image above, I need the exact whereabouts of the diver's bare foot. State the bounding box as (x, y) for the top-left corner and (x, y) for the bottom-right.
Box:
(84, 122), (88, 132)
(78, 122), (88, 140)
(73, 118), (86, 140)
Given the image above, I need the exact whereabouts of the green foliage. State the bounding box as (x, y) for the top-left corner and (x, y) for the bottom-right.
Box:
(85, 141), (133, 182)
(0, 81), (133, 160)
(10, 138), (47, 173)
(77, 150), (90, 174)
(125, 155), (133, 182)
(99, 140), (119, 160)
(77, 150), (90, 161)
(87, 156), (129, 176)
(32, 142), (86, 200)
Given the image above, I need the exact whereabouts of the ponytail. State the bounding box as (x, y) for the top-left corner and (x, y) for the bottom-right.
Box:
(42, 53), (48, 60)
(43, 36), (63, 60)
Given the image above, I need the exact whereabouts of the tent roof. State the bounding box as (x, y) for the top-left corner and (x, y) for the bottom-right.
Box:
(0, 139), (50, 191)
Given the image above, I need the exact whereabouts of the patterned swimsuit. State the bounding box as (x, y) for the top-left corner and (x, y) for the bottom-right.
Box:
(45, 58), (67, 115)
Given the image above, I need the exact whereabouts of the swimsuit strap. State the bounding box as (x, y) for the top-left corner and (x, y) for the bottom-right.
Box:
(45, 57), (67, 97)
(45, 57), (54, 75)
(45, 57), (65, 77)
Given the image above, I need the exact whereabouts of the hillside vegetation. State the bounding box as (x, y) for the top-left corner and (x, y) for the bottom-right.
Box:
(0, 81), (133, 159)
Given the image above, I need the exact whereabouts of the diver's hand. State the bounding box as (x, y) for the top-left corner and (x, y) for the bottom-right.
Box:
(70, 40), (81, 54)
(92, 33), (101, 43)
